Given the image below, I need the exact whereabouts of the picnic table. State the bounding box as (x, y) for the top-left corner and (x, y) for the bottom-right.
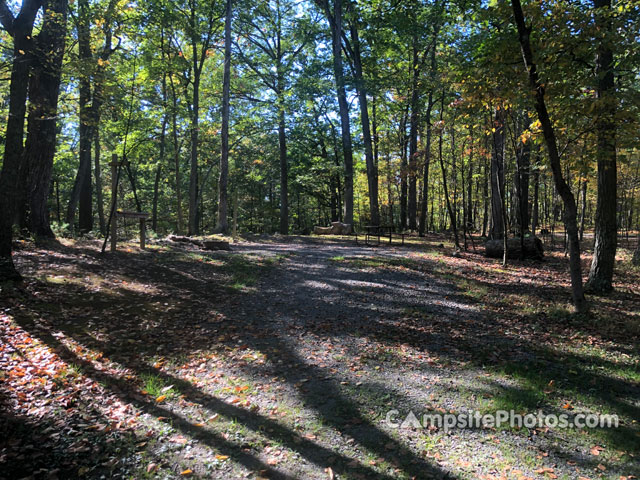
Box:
(363, 225), (405, 246)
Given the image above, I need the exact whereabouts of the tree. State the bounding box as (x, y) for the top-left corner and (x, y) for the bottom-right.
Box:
(0, 0), (44, 279)
(510, 0), (587, 312)
(214, 0), (233, 234)
(66, 0), (118, 234)
(343, 3), (379, 226)
(489, 106), (506, 241)
(586, 0), (617, 294)
(235, 0), (312, 234)
(23, 0), (69, 238)
(177, 0), (220, 236)
(319, 0), (354, 226)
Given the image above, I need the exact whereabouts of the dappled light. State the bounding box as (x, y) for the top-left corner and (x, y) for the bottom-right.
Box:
(2, 235), (638, 478)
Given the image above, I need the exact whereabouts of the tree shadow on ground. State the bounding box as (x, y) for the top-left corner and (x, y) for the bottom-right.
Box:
(6, 237), (640, 478)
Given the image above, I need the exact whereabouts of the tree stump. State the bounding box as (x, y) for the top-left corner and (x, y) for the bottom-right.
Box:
(485, 237), (544, 260)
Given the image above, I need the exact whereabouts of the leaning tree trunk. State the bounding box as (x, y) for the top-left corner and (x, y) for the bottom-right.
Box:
(586, 0), (617, 294)
(511, 0), (587, 312)
(25, 0), (68, 239)
(349, 20), (379, 227)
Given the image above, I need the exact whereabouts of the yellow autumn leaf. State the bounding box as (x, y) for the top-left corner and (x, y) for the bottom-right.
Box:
(215, 454), (229, 461)
(155, 395), (166, 403)
(180, 469), (193, 476)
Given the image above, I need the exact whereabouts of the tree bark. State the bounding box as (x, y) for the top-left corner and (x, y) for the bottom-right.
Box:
(511, 0), (587, 312)
(327, 0), (353, 225)
(586, 0), (617, 293)
(419, 88), (434, 237)
(399, 105), (408, 230)
(91, 128), (106, 234)
(277, 94), (288, 234)
(579, 176), (587, 241)
(188, 65), (200, 236)
(215, 0), (232, 234)
(489, 108), (506, 240)
(24, 0), (68, 239)
(276, 4), (288, 235)
(438, 94), (459, 249)
(66, 0), (116, 233)
(407, 38), (420, 231)
(348, 19), (379, 226)
(515, 120), (531, 235)
(0, 0), (43, 279)
(66, 0), (94, 234)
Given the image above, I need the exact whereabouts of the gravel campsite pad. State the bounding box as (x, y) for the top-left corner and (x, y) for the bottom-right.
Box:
(1, 236), (639, 479)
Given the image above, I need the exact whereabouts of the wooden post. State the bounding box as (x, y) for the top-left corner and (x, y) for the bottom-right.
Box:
(140, 218), (146, 249)
(110, 154), (118, 253)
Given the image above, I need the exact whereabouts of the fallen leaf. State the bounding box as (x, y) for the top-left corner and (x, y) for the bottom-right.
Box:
(156, 395), (166, 403)
(180, 469), (192, 476)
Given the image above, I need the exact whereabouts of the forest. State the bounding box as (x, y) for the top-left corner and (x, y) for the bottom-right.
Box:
(1, 0), (639, 479)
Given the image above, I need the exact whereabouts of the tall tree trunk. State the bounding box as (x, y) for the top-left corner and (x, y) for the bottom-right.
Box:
(466, 126), (474, 230)
(407, 39), (420, 231)
(170, 84), (184, 235)
(0, 0), (43, 279)
(152, 114), (168, 232)
(515, 120), (531, 236)
(75, 0), (93, 233)
(215, 0), (232, 234)
(277, 94), (288, 234)
(348, 20), (379, 226)
(188, 71), (200, 236)
(386, 153), (394, 227)
(586, 0), (617, 293)
(579, 177), (587, 241)
(94, 129), (105, 235)
(438, 95), (459, 249)
(328, 0), (353, 225)
(67, 0), (115, 233)
(419, 89), (434, 237)
(489, 108), (506, 240)
(511, 0), (587, 312)
(482, 149), (489, 237)
(399, 106), (408, 230)
(25, 0), (68, 239)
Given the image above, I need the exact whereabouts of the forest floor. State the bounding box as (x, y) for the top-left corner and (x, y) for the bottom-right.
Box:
(1, 233), (639, 480)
